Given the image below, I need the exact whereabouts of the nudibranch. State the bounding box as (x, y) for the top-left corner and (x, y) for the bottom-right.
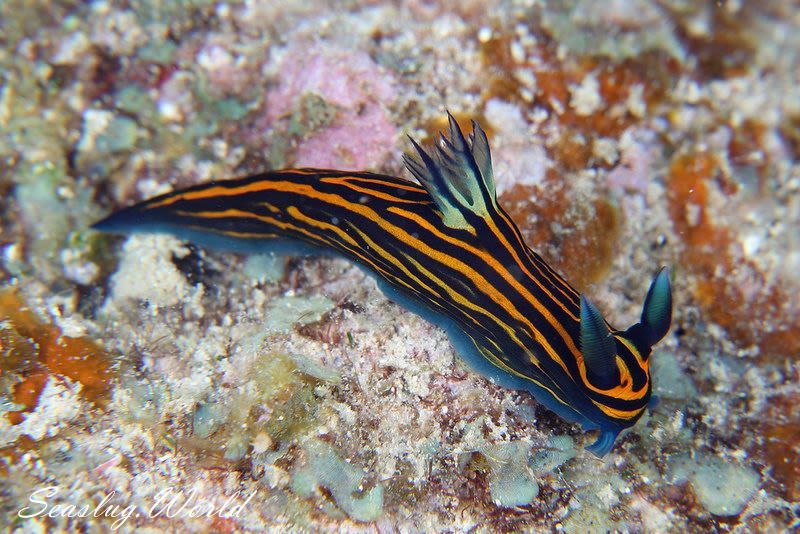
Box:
(93, 113), (672, 456)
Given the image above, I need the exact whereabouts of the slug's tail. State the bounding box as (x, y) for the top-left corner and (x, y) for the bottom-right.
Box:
(89, 175), (298, 253)
(92, 203), (154, 233)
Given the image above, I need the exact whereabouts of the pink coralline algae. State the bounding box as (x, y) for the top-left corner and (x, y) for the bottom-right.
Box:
(265, 46), (398, 169)
(606, 128), (659, 194)
(294, 106), (398, 169)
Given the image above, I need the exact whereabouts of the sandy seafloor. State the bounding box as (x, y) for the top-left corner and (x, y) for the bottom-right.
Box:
(1, 0), (799, 532)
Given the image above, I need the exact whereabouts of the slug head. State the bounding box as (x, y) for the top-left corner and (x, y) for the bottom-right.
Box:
(580, 267), (673, 386)
(579, 268), (673, 455)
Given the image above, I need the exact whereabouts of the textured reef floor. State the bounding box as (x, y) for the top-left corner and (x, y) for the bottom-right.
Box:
(1, 0), (799, 531)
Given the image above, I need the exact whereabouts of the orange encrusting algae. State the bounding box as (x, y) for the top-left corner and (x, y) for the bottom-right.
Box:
(760, 392), (800, 501)
(668, 2), (757, 80)
(666, 153), (800, 361)
(500, 170), (621, 291)
(0, 288), (114, 426)
(479, 32), (676, 171)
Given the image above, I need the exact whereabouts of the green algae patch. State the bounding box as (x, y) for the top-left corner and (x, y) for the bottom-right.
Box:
(263, 381), (318, 445)
(481, 441), (540, 507)
(187, 344), (338, 462)
(668, 453), (761, 517)
(115, 85), (158, 117)
(529, 435), (577, 474)
(93, 114), (140, 154)
(14, 168), (71, 260)
(219, 352), (314, 453)
(265, 295), (335, 332)
(291, 438), (384, 522)
(243, 253), (285, 283)
(650, 350), (698, 400)
(476, 436), (576, 508)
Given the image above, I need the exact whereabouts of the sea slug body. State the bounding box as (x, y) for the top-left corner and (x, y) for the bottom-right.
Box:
(93, 113), (673, 456)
